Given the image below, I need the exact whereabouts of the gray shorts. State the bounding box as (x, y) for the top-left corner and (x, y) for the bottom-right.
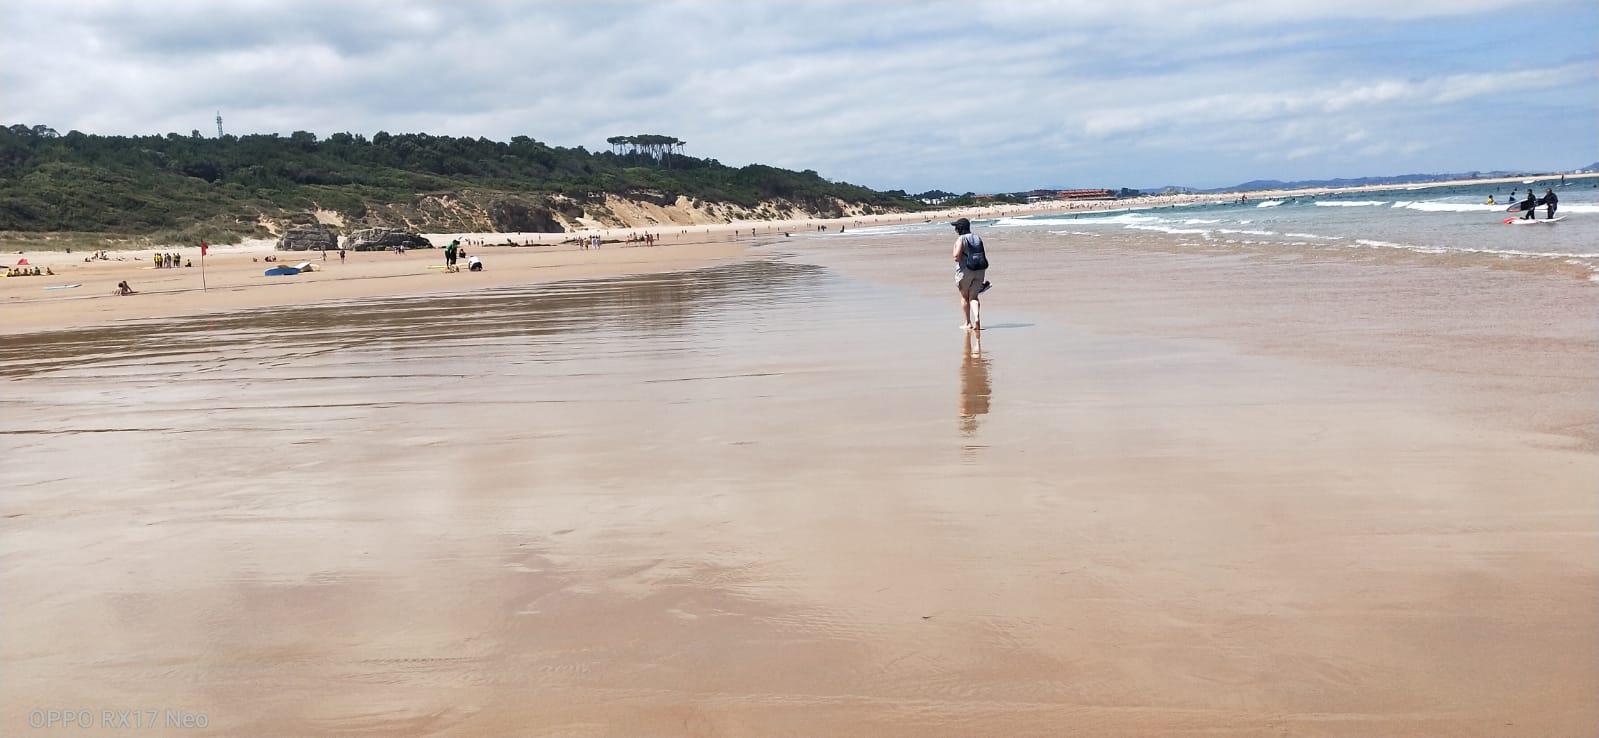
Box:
(956, 269), (985, 299)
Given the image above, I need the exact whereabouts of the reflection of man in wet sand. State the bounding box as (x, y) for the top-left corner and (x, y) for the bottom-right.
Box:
(958, 331), (991, 434)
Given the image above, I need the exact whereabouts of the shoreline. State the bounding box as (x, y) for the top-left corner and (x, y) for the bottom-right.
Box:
(3, 171), (1592, 336)
(7, 170), (1590, 254)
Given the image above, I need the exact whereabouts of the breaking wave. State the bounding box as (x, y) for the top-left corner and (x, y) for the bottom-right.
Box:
(1398, 201), (1501, 212)
(1127, 224), (1212, 236)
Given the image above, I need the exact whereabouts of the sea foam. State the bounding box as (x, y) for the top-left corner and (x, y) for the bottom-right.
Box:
(1399, 201), (1501, 212)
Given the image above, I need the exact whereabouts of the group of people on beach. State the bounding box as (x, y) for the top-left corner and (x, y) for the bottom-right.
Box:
(442, 240), (483, 272)
(152, 252), (189, 269)
(6, 264), (54, 277)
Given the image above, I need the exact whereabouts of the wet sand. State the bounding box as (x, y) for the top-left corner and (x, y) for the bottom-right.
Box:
(2, 228), (1595, 736)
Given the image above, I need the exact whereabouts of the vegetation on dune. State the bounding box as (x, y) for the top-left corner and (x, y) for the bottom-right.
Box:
(0, 124), (921, 244)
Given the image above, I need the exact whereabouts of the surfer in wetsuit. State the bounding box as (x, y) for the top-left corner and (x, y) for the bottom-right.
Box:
(1540, 189), (1557, 219)
(1520, 190), (1537, 220)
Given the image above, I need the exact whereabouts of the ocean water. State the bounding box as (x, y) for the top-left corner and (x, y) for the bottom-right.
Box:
(978, 177), (1599, 271)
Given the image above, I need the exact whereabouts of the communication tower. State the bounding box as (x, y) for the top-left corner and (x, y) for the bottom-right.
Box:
(215, 112), (224, 138)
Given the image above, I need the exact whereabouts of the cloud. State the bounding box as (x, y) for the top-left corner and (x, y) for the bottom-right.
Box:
(2, 0), (1595, 190)
(1078, 63), (1592, 139)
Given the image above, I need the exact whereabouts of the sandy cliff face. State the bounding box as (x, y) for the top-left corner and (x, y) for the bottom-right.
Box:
(277, 191), (892, 237)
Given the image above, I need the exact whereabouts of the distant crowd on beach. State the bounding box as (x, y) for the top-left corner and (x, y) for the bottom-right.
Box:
(152, 252), (190, 269)
(6, 264), (54, 277)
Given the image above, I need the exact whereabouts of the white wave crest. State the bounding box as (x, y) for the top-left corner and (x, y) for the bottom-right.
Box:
(832, 224), (923, 236)
(1070, 213), (1162, 225)
(1316, 200), (1390, 207)
(1127, 224), (1211, 235)
(1255, 200), (1283, 208)
(1344, 239), (1599, 261)
(992, 211), (1143, 227)
(1284, 232), (1341, 240)
(1399, 201), (1501, 212)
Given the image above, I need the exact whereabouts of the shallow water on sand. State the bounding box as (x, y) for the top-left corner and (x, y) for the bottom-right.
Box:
(2, 249), (1595, 735)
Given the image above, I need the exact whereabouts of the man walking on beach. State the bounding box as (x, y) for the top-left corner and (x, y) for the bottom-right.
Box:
(951, 217), (990, 331)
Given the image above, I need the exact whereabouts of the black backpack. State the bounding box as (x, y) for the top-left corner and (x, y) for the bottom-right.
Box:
(961, 234), (989, 271)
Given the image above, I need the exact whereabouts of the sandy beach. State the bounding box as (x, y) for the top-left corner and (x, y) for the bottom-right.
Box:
(0, 240), (748, 335)
(2, 211), (1595, 735)
(10, 0), (1597, 730)
(6, 171), (1593, 336)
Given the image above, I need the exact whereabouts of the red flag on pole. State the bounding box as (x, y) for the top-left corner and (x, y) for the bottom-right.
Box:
(200, 240), (208, 256)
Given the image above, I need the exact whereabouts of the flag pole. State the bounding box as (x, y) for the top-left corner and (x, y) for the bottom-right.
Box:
(200, 240), (208, 292)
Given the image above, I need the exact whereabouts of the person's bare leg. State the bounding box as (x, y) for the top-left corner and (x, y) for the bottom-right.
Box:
(970, 297), (981, 331)
(960, 296), (972, 329)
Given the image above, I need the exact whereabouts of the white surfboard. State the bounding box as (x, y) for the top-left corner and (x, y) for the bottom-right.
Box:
(1506, 216), (1565, 225)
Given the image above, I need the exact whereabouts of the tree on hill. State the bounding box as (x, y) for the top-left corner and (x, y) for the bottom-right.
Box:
(605, 134), (685, 165)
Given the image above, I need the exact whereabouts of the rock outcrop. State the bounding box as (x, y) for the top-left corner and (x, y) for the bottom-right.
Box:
(488, 201), (564, 233)
(344, 227), (433, 251)
(276, 225), (337, 251)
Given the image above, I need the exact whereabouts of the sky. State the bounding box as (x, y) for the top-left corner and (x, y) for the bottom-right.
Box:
(3, 0), (1596, 192)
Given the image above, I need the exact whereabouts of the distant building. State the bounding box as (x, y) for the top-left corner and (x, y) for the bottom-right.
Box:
(1056, 189), (1115, 200)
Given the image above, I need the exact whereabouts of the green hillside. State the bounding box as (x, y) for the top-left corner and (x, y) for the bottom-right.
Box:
(0, 124), (919, 245)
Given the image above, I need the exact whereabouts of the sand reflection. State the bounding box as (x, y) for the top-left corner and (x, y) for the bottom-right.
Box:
(958, 330), (990, 435)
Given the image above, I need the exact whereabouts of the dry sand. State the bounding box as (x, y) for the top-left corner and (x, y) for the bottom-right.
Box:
(0, 240), (747, 335)
(2, 183), (1597, 736)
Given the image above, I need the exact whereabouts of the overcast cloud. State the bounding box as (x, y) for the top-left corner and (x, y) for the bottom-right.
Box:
(3, 0), (1595, 191)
